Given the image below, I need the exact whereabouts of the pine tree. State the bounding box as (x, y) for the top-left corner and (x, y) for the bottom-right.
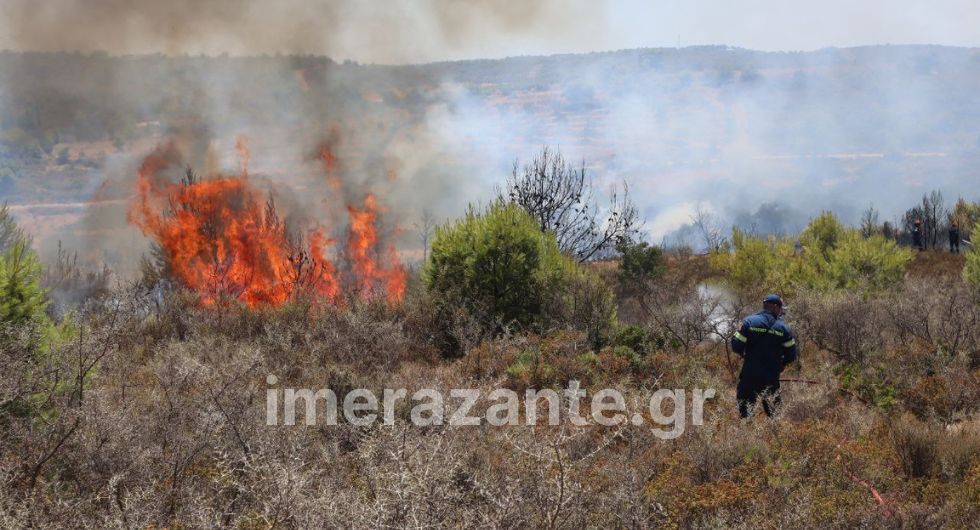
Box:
(0, 240), (48, 326)
(0, 203), (30, 255)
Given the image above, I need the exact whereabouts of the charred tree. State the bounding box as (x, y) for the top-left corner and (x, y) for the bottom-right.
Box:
(902, 190), (948, 249)
(500, 147), (640, 262)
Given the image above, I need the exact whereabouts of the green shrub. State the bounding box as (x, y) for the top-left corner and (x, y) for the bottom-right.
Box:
(0, 209), (73, 358)
(713, 213), (912, 295)
(575, 350), (600, 367)
(506, 348), (555, 387)
(613, 324), (648, 355)
(0, 213), (77, 424)
(649, 328), (684, 352)
(965, 244), (980, 289)
(546, 266), (616, 350)
(0, 240), (48, 326)
(0, 203), (30, 254)
(709, 227), (795, 293)
(423, 203), (575, 332)
(799, 211), (845, 263)
(611, 345), (641, 368)
(617, 240), (665, 288)
(825, 232), (911, 291)
(793, 214), (912, 293)
(838, 360), (899, 411)
(0, 204), (46, 327)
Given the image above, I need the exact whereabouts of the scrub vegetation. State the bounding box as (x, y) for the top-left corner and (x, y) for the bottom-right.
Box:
(2, 164), (979, 528)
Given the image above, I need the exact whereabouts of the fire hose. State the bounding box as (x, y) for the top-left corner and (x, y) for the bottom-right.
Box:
(835, 438), (896, 519)
(778, 377), (895, 518)
(723, 338), (895, 516)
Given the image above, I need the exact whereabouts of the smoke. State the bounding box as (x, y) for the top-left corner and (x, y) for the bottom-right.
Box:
(417, 45), (980, 250)
(0, 0), (615, 277)
(1, 2), (979, 273)
(0, 0), (609, 64)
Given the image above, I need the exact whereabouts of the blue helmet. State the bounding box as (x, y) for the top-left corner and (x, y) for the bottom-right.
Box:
(762, 294), (785, 307)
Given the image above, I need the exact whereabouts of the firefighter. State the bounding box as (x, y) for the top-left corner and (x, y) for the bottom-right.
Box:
(912, 219), (924, 251)
(730, 294), (798, 418)
(949, 222), (960, 253)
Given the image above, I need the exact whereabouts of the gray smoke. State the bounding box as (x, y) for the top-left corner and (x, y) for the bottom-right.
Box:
(0, 1), (616, 274)
(0, 0), (609, 63)
(1, 3), (979, 271)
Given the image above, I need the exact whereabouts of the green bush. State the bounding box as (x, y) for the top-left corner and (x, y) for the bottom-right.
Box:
(506, 348), (555, 387)
(837, 360), (899, 411)
(799, 211), (845, 263)
(0, 208), (71, 357)
(546, 266), (617, 350)
(611, 345), (641, 368)
(617, 240), (665, 288)
(709, 227), (795, 293)
(965, 244), (980, 289)
(613, 324), (648, 355)
(793, 214), (912, 293)
(0, 240), (48, 326)
(423, 203), (574, 331)
(0, 203), (30, 254)
(712, 213), (912, 295)
(0, 216), (77, 425)
(825, 232), (911, 291)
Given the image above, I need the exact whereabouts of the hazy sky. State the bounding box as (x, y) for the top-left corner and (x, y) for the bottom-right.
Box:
(1, 0), (978, 63)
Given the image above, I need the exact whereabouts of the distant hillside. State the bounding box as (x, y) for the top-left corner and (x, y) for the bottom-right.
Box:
(4, 45), (980, 147)
(2, 45), (980, 241)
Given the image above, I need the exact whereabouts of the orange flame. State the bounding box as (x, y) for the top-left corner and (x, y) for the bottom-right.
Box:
(127, 139), (407, 308)
(346, 194), (406, 302)
(128, 150), (339, 306)
(318, 144), (343, 191)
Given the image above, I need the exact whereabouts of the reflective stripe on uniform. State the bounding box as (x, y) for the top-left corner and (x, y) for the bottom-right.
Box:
(733, 331), (748, 343)
(748, 326), (784, 337)
(782, 339), (796, 348)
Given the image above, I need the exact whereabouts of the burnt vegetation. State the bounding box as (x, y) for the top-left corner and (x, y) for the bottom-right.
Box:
(500, 147), (640, 262)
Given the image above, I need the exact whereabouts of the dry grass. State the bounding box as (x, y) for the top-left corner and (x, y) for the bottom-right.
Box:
(1, 257), (978, 528)
(906, 250), (966, 279)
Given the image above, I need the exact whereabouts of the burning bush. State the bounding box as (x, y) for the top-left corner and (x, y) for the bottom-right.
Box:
(127, 142), (404, 307)
(344, 193), (406, 301)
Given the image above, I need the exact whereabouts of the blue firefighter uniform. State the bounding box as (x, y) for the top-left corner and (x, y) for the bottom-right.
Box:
(731, 300), (798, 417)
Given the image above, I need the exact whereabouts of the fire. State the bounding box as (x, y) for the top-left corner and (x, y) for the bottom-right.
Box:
(346, 194), (406, 302)
(318, 144), (342, 191)
(317, 127), (344, 191)
(127, 140), (404, 308)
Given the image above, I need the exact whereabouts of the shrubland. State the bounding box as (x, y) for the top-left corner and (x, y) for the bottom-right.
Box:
(712, 211), (913, 297)
(0, 198), (978, 528)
